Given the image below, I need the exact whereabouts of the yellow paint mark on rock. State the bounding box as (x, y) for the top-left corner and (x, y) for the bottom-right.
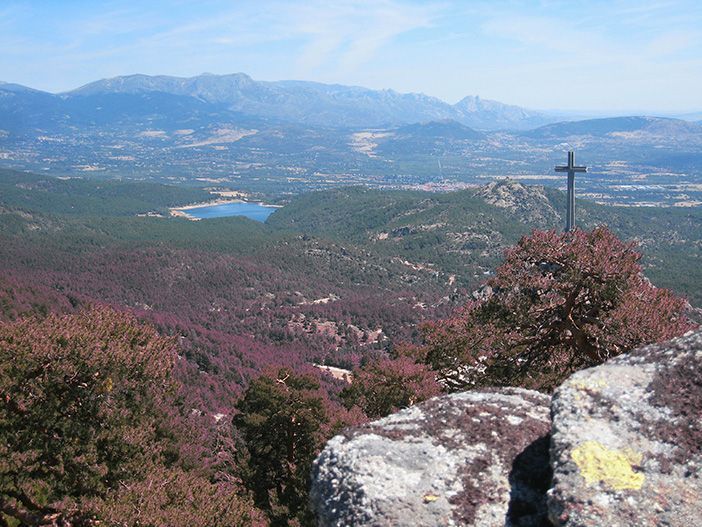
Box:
(423, 494), (439, 503)
(572, 440), (645, 491)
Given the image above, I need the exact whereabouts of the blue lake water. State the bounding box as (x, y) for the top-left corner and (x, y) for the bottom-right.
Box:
(185, 202), (278, 222)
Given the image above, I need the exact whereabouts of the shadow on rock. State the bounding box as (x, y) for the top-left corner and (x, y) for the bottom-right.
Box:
(507, 434), (552, 527)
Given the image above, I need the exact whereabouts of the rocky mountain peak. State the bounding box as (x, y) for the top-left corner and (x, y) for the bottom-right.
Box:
(453, 96), (556, 130)
(473, 179), (561, 226)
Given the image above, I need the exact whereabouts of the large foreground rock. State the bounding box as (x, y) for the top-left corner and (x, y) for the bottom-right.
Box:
(549, 330), (702, 526)
(311, 388), (552, 526)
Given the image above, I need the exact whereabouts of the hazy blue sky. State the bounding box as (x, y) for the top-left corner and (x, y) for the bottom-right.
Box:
(2, 0), (701, 112)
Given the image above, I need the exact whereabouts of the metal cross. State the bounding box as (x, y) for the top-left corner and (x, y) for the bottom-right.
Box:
(555, 151), (587, 232)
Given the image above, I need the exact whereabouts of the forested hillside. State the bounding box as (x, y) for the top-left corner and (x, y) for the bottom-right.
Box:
(0, 168), (211, 215)
(0, 170), (700, 524)
(2, 172), (700, 407)
(269, 182), (702, 305)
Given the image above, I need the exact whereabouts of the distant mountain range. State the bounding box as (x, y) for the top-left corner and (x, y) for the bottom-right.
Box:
(2, 73), (561, 131)
(1, 73), (702, 207)
(3, 74), (702, 137)
(362, 116), (702, 158)
(453, 95), (556, 131)
(523, 116), (702, 140)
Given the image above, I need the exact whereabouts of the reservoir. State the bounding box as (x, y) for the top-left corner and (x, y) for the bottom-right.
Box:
(183, 201), (278, 222)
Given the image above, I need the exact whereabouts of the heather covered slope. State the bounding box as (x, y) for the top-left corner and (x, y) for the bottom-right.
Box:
(0, 308), (264, 526)
(0, 225), (449, 409)
(1, 169), (699, 526)
(0, 172), (453, 410)
(0, 171), (700, 415)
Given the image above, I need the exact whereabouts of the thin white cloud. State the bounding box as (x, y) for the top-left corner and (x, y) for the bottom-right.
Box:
(481, 7), (699, 67)
(286, 0), (440, 74)
(481, 14), (613, 58)
(1, 0), (701, 111)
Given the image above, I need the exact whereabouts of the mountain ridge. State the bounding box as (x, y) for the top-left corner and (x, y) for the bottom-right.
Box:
(524, 115), (702, 139)
(65, 72), (557, 130)
(2, 75), (702, 206)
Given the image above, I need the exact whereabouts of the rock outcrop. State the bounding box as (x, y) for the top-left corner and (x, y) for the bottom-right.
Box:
(473, 180), (560, 227)
(310, 388), (552, 527)
(548, 330), (702, 526)
(311, 329), (702, 526)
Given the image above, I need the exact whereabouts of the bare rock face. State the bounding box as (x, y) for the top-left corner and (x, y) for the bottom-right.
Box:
(548, 330), (702, 526)
(310, 388), (552, 527)
(473, 180), (560, 227)
(312, 331), (702, 526)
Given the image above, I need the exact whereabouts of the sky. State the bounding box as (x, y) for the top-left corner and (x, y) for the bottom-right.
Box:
(1, 0), (701, 113)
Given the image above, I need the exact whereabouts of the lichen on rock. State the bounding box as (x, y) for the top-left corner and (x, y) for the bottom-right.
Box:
(310, 388), (552, 527)
(311, 329), (702, 526)
(570, 440), (645, 491)
(548, 329), (702, 527)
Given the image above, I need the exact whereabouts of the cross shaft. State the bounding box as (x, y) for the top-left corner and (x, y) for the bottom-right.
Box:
(554, 151), (587, 232)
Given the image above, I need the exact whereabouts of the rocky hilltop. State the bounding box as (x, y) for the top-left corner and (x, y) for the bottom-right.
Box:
(311, 329), (702, 526)
(472, 179), (561, 226)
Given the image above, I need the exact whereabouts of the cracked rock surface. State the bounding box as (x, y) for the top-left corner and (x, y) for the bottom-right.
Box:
(548, 330), (702, 527)
(311, 330), (702, 526)
(311, 388), (552, 527)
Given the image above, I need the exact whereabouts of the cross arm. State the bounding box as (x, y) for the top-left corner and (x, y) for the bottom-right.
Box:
(555, 165), (587, 172)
